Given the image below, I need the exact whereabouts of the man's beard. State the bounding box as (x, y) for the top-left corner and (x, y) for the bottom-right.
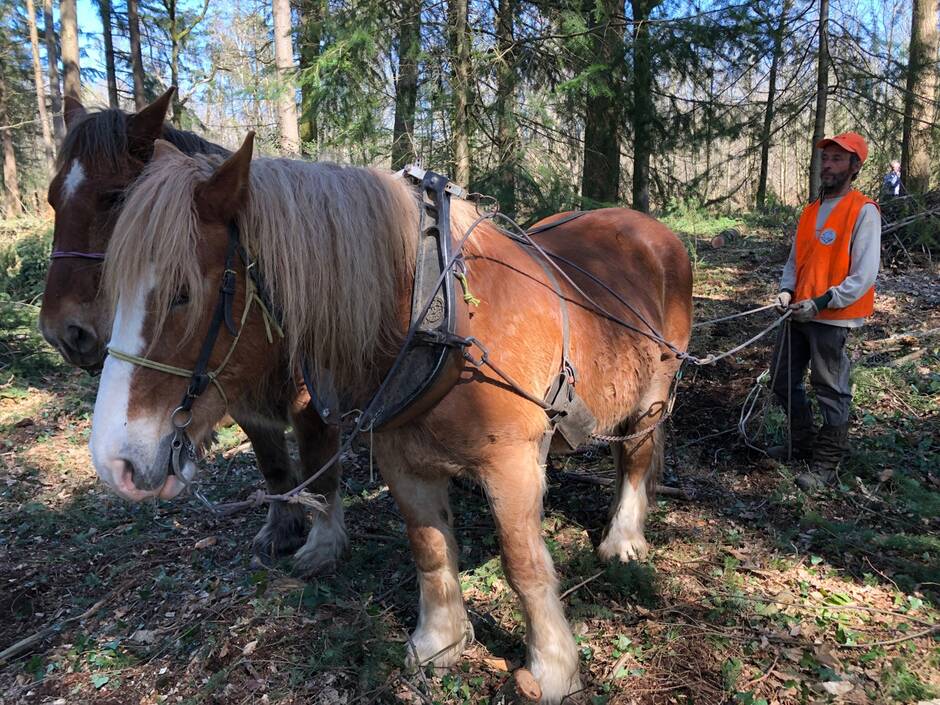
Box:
(820, 170), (852, 196)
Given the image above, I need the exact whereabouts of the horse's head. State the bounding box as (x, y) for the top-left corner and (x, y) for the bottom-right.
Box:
(39, 89), (175, 369)
(90, 134), (265, 501)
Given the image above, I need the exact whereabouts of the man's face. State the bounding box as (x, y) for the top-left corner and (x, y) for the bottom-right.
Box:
(820, 145), (855, 191)
(891, 162), (901, 174)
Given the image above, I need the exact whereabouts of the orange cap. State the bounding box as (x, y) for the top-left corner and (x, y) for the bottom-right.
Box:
(816, 132), (868, 163)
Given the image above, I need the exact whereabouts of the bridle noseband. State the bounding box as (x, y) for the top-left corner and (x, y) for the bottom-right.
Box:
(107, 222), (282, 481)
(50, 251), (107, 260)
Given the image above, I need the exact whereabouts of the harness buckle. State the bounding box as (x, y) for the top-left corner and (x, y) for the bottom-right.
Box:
(220, 269), (237, 295)
(461, 336), (489, 368)
(171, 405), (193, 430)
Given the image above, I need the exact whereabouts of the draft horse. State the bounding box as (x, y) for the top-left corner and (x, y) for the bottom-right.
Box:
(38, 89), (347, 573)
(89, 133), (692, 701)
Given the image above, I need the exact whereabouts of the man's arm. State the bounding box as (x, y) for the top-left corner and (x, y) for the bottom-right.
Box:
(779, 239), (797, 293)
(820, 203), (881, 310)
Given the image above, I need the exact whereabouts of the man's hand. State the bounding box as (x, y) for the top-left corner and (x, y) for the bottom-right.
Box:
(774, 291), (792, 313)
(790, 299), (818, 322)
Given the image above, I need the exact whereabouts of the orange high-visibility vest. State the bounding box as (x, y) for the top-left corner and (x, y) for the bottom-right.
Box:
(794, 189), (876, 320)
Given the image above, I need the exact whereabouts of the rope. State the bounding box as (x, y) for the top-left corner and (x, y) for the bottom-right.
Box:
(495, 212), (790, 367)
(107, 274), (281, 413)
(692, 303), (778, 328)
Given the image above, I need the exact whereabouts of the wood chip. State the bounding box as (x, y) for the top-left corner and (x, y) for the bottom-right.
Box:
(194, 536), (217, 550)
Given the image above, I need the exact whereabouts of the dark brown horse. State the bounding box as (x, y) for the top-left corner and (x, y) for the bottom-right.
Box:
(38, 91), (347, 574)
(89, 134), (693, 701)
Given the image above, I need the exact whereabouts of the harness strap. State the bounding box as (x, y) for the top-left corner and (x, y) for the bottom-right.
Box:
(525, 211), (587, 237)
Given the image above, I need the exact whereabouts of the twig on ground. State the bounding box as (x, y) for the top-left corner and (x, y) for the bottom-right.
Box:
(560, 571), (604, 600)
(837, 624), (939, 649)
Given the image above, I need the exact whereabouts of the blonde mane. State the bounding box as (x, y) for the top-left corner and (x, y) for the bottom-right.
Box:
(105, 149), (425, 394)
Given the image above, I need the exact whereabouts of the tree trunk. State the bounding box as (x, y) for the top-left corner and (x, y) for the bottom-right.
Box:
(901, 0), (939, 194)
(98, 0), (118, 107)
(167, 0), (182, 124)
(27, 0), (55, 172)
(128, 0), (146, 109)
(808, 0), (829, 201)
(756, 0), (790, 210)
(582, 0), (625, 206)
(449, 0), (471, 185)
(272, 0), (301, 153)
(629, 0), (652, 211)
(390, 0), (421, 170)
(297, 0), (323, 148)
(43, 0), (65, 143)
(59, 0), (80, 100)
(494, 0), (517, 215)
(0, 70), (22, 217)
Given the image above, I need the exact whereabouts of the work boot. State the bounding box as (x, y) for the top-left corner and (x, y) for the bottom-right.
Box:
(795, 423), (849, 491)
(767, 413), (816, 461)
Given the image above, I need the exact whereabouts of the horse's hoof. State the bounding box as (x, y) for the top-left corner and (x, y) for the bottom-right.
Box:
(597, 530), (649, 562)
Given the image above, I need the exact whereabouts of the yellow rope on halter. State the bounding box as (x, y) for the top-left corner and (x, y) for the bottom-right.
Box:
(107, 270), (283, 411)
(455, 272), (481, 306)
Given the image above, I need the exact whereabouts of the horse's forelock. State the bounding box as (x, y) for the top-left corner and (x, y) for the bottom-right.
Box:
(108, 153), (424, 397)
(56, 107), (229, 173)
(56, 108), (130, 171)
(105, 151), (222, 347)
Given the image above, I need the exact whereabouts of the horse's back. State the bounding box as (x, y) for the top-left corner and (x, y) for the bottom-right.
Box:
(533, 208), (692, 345)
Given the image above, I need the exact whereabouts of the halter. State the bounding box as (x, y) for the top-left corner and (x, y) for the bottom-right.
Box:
(50, 251), (106, 260)
(107, 222), (283, 479)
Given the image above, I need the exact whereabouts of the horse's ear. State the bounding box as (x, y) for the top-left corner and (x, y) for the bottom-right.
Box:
(195, 132), (255, 222)
(127, 87), (176, 160)
(63, 95), (86, 129)
(152, 139), (184, 162)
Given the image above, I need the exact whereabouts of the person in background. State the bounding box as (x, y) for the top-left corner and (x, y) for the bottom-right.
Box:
(768, 132), (882, 491)
(881, 160), (903, 200)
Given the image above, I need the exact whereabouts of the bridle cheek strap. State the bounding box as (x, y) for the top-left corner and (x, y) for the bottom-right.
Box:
(105, 223), (283, 462)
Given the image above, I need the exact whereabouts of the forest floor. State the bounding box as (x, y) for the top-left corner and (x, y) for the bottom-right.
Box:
(0, 214), (937, 705)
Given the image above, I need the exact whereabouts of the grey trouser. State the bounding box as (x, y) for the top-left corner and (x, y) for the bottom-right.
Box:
(771, 321), (852, 426)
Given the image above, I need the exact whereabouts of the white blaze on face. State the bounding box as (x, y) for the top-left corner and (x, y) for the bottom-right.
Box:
(62, 160), (86, 202)
(89, 270), (176, 500)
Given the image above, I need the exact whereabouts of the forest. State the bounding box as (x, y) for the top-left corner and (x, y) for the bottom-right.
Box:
(0, 0), (938, 704)
(0, 0), (937, 218)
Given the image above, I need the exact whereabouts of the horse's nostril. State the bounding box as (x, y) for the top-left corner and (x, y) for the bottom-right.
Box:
(65, 323), (97, 354)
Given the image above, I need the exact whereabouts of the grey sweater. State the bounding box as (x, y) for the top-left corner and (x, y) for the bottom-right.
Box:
(780, 195), (882, 328)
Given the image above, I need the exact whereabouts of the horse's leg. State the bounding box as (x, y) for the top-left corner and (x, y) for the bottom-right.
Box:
(235, 417), (310, 562)
(383, 460), (470, 669)
(596, 424), (664, 562)
(290, 407), (348, 576)
(481, 442), (581, 703)
(597, 369), (675, 563)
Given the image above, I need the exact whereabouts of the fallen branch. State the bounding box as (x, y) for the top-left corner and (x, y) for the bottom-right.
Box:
(0, 591), (115, 664)
(886, 348), (929, 368)
(836, 624), (939, 649)
(554, 471), (690, 500)
(862, 327), (940, 351)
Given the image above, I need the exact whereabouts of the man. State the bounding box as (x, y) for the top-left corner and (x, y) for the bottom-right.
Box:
(768, 132), (882, 491)
(881, 160), (903, 200)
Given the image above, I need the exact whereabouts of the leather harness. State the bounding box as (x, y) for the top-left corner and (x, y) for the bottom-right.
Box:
(109, 168), (600, 481)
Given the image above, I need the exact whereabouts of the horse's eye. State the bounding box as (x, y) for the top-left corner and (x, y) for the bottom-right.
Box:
(171, 289), (190, 308)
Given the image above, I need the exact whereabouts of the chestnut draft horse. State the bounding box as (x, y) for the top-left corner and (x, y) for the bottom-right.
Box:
(89, 134), (692, 701)
(38, 89), (348, 574)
